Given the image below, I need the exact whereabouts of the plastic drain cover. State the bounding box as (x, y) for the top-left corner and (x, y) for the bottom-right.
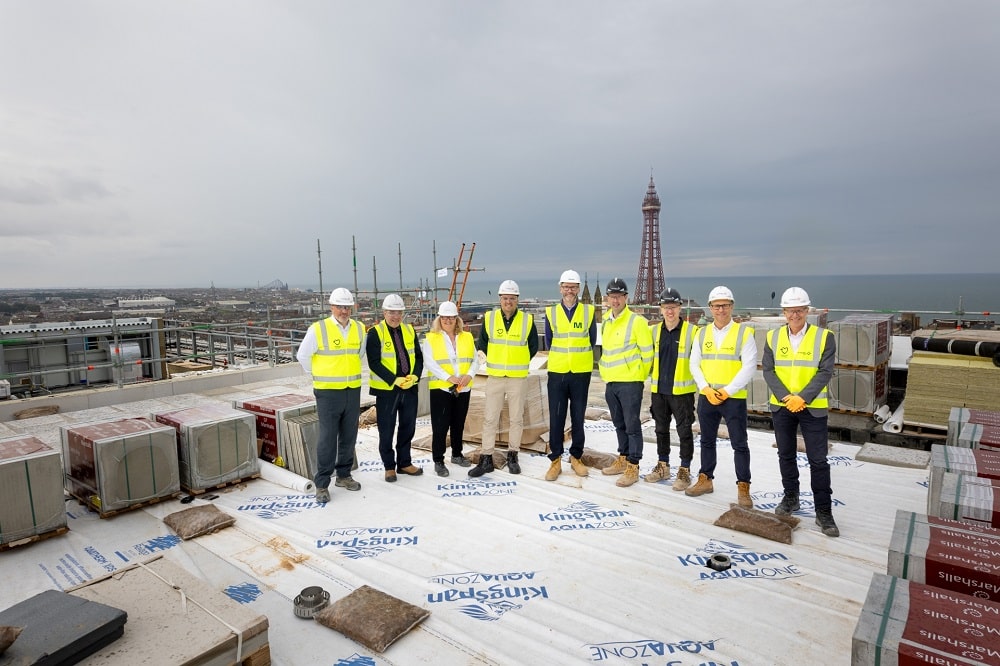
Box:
(293, 585), (331, 618)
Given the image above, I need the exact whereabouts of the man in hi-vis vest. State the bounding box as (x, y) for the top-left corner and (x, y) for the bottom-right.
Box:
(646, 287), (699, 491)
(365, 293), (423, 483)
(598, 278), (653, 488)
(296, 287), (367, 504)
(543, 269), (596, 481)
(469, 280), (538, 477)
(686, 285), (757, 508)
(762, 287), (839, 537)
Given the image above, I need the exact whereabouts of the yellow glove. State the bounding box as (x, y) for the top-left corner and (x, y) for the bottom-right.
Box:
(715, 389), (729, 402)
(700, 386), (722, 406)
(406, 374), (418, 386)
(784, 395), (806, 412)
(393, 377), (408, 388)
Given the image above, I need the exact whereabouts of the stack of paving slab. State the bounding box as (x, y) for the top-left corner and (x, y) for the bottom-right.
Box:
(232, 392), (315, 466)
(948, 406), (1000, 451)
(284, 411), (319, 480)
(153, 404), (260, 492)
(926, 444), (1000, 529)
(0, 435), (67, 547)
(829, 314), (892, 413)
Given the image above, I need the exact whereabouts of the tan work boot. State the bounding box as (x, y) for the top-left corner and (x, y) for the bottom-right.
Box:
(569, 456), (589, 477)
(737, 481), (753, 508)
(644, 461), (670, 483)
(685, 473), (714, 497)
(544, 458), (562, 481)
(672, 466), (691, 491)
(616, 462), (640, 487)
(602, 455), (627, 476)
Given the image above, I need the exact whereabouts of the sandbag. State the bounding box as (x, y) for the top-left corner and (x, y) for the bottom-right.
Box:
(0, 626), (23, 655)
(714, 504), (800, 544)
(314, 585), (429, 653)
(163, 504), (236, 540)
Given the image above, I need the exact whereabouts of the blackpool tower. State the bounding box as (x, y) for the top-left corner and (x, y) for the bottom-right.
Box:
(634, 175), (665, 304)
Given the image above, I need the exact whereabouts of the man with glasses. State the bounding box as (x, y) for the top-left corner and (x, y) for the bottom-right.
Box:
(469, 280), (538, 477)
(762, 287), (839, 537)
(645, 288), (699, 490)
(599, 278), (654, 487)
(296, 287), (367, 503)
(543, 269), (597, 481)
(686, 285), (757, 507)
(366, 293), (423, 483)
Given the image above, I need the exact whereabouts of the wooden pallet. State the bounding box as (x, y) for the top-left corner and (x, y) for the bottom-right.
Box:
(830, 408), (878, 417)
(0, 526), (70, 551)
(241, 643), (271, 666)
(900, 422), (948, 440)
(72, 492), (182, 519)
(183, 472), (261, 495)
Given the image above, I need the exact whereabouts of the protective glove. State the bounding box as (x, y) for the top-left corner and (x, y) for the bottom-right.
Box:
(402, 374), (418, 389)
(700, 386), (722, 406)
(715, 389), (729, 402)
(393, 376), (408, 388)
(784, 395), (806, 412)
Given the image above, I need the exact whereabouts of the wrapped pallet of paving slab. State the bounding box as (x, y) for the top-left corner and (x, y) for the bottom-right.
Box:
(948, 407), (1000, 446)
(232, 392), (315, 464)
(853, 573), (1000, 665)
(828, 363), (889, 413)
(931, 472), (1000, 530)
(60, 418), (180, 516)
(153, 404), (259, 492)
(832, 313), (892, 368)
(887, 509), (1000, 602)
(927, 444), (1000, 517)
(68, 555), (269, 665)
(0, 436), (67, 546)
(956, 422), (1000, 452)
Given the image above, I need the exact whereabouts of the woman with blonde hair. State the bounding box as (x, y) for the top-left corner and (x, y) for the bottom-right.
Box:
(420, 301), (480, 476)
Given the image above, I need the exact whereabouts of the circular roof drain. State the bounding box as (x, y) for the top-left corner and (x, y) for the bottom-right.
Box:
(706, 554), (732, 572)
(294, 586), (331, 618)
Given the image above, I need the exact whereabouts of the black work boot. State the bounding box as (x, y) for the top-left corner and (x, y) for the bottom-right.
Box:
(815, 509), (840, 537)
(468, 452), (495, 478)
(775, 491), (800, 516)
(507, 451), (521, 475)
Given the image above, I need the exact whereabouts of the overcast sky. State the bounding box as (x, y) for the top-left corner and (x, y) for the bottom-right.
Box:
(2, 1), (998, 291)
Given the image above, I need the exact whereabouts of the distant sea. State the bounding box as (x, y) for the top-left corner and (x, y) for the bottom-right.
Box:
(301, 273), (999, 323)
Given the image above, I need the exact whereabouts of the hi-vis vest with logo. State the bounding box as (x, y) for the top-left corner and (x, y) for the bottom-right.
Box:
(696, 322), (753, 399)
(368, 321), (417, 391)
(546, 303), (595, 374)
(426, 331), (476, 391)
(599, 308), (652, 382)
(485, 309), (532, 377)
(650, 320), (698, 394)
(767, 324), (830, 409)
(309, 317), (365, 389)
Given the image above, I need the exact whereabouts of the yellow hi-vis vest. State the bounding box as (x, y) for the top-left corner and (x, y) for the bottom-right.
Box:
(696, 322), (752, 399)
(650, 320), (698, 394)
(599, 308), (653, 382)
(368, 321), (417, 391)
(767, 324), (831, 408)
(309, 317), (365, 389)
(546, 302), (595, 374)
(485, 309), (532, 378)
(426, 331), (476, 391)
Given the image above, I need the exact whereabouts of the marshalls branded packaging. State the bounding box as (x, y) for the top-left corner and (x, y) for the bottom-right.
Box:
(232, 393), (316, 464)
(0, 436), (67, 545)
(60, 418), (180, 515)
(927, 444), (1000, 516)
(153, 405), (259, 491)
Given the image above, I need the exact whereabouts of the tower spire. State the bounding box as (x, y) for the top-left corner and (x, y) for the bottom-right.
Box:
(635, 175), (665, 304)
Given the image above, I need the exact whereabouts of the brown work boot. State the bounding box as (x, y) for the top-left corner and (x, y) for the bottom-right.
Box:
(616, 462), (640, 487)
(644, 461), (670, 483)
(569, 456), (589, 477)
(544, 458), (562, 481)
(672, 466), (691, 491)
(684, 473), (714, 497)
(602, 455), (627, 476)
(737, 481), (753, 508)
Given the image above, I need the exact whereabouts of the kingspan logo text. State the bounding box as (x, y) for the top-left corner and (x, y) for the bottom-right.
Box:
(318, 525), (420, 558)
(679, 540), (803, 581)
(538, 500), (636, 531)
(437, 480), (517, 497)
(237, 494), (322, 519)
(586, 638), (728, 662)
(427, 569), (549, 621)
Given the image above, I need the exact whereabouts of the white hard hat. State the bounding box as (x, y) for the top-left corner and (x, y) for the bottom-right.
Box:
(438, 301), (459, 317)
(780, 287), (811, 308)
(708, 285), (734, 304)
(558, 270), (581, 285)
(382, 294), (405, 311)
(329, 288), (355, 306)
(498, 280), (520, 296)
